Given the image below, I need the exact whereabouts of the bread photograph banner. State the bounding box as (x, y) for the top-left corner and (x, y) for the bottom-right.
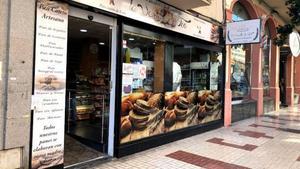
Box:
(31, 0), (68, 168)
(120, 90), (222, 143)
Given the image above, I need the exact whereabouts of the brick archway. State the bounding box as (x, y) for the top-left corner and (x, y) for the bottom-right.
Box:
(228, 0), (258, 21)
(263, 17), (280, 109)
(224, 0), (263, 127)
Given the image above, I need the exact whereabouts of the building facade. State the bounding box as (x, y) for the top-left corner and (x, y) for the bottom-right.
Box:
(0, 0), (298, 168)
(223, 0), (298, 126)
(0, 0), (226, 168)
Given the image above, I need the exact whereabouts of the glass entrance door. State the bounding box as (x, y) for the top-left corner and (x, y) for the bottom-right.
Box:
(64, 7), (116, 167)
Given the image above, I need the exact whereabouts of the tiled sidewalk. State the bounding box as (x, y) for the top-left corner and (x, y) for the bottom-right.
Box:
(88, 105), (300, 169)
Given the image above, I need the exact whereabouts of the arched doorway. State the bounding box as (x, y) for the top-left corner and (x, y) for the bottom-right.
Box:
(230, 1), (252, 100)
(229, 0), (260, 122)
(262, 18), (280, 112)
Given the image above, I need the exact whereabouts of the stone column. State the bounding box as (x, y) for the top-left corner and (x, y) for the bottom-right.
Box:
(286, 55), (294, 106)
(250, 44), (264, 116)
(0, 0), (36, 168)
(294, 57), (300, 103)
(224, 45), (232, 127)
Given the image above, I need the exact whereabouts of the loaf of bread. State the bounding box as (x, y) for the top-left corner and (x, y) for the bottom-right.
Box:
(120, 116), (132, 138)
(121, 99), (133, 116)
(164, 109), (176, 127)
(128, 92), (147, 103)
(148, 93), (163, 109)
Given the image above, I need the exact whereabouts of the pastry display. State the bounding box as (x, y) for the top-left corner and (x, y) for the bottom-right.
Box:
(197, 90), (221, 119)
(70, 66), (110, 121)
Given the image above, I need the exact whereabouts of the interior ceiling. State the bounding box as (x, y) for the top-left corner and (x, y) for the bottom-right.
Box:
(68, 16), (109, 43)
(160, 0), (211, 10)
(260, 0), (300, 30)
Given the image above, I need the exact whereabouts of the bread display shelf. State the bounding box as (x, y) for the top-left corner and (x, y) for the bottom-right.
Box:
(77, 113), (90, 120)
(76, 105), (94, 109)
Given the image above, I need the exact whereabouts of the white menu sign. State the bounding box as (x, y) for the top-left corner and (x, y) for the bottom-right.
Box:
(226, 19), (261, 45)
(31, 0), (68, 168)
(72, 0), (220, 43)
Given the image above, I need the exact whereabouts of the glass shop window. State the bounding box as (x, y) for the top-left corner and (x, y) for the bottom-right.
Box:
(122, 31), (165, 94)
(231, 1), (252, 100)
(173, 45), (223, 91)
(231, 45), (251, 99)
(262, 23), (271, 97)
(119, 25), (224, 144)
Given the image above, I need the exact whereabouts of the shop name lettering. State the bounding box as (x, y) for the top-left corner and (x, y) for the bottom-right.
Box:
(129, 0), (191, 28)
(39, 3), (66, 22)
(231, 31), (256, 37)
(38, 2), (67, 15)
(105, 0), (191, 29)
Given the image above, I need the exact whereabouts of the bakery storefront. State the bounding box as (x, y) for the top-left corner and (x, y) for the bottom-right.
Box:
(31, 0), (224, 168)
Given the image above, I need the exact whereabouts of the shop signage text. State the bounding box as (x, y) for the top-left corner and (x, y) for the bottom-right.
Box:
(289, 31), (300, 57)
(72, 0), (220, 43)
(226, 19), (261, 45)
(31, 0), (68, 168)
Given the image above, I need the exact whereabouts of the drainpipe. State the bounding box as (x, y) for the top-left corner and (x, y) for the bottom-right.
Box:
(1, 0), (11, 150)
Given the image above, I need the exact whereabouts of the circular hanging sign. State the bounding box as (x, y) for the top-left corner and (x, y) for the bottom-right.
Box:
(289, 31), (300, 57)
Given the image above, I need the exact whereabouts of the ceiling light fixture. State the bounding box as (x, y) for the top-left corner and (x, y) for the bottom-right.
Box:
(99, 42), (105, 45)
(128, 38), (135, 41)
(80, 29), (87, 33)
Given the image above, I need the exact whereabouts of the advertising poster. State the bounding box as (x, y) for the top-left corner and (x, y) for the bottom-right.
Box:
(120, 90), (222, 143)
(31, 0), (68, 168)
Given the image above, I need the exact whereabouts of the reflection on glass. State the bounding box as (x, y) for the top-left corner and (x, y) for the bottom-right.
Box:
(173, 46), (222, 91)
(231, 1), (251, 100)
(231, 45), (251, 99)
(122, 32), (162, 94)
(232, 2), (250, 22)
(262, 24), (271, 96)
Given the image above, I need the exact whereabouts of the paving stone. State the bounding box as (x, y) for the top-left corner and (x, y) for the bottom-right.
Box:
(85, 105), (300, 169)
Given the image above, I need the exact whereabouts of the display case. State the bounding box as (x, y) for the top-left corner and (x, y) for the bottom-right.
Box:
(191, 69), (209, 90)
(180, 64), (191, 89)
(67, 66), (110, 121)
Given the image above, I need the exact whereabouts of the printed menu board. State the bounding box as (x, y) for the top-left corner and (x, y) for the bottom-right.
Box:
(31, 0), (68, 168)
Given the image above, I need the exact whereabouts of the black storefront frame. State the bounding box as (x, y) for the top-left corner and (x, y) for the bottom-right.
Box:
(40, 1), (227, 165)
(114, 16), (226, 157)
